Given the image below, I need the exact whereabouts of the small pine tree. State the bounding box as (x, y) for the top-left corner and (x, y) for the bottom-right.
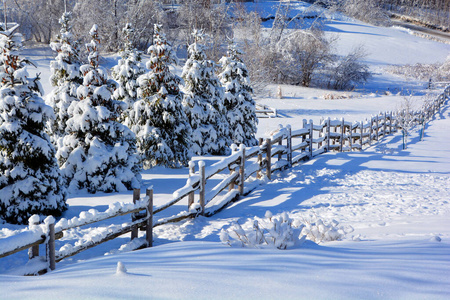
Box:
(0, 24), (67, 224)
(132, 24), (192, 168)
(111, 23), (146, 126)
(46, 11), (83, 152)
(57, 25), (141, 193)
(218, 42), (258, 147)
(182, 29), (231, 155)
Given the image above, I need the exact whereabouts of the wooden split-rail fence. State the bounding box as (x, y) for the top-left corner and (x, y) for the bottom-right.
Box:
(1, 86), (448, 275)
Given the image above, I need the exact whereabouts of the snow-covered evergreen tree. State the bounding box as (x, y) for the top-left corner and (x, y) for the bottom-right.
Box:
(0, 24), (67, 224)
(182, 29), (231, 155)
(46, 11), (82, 152)
(218, 42), (258, 147)
(111, 23), (146, 126)
(132, 24), (192, 169)
(57, 25), (140, 193)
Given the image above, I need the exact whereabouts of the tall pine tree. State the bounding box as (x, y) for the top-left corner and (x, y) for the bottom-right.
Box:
(182, 29), (231, 155)
(57, 25), (141, 193)
(111, 23), (146, 127)
(131, 24), (192, 169)
(46, 11), (82, 152)
(0, 24), (67, 224)
(218, 42), (258, 147)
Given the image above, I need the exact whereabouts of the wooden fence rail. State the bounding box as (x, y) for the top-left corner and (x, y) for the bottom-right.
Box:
(1, 86), (448, 275)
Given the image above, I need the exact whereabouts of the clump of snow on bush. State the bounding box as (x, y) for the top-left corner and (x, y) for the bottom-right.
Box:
(301, 217), (351, 244)
(220, 211), (352, 249)
(219, 211), (305, 249)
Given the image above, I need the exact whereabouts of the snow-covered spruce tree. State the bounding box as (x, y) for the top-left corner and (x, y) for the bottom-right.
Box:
(132, 24), (192, 169)
(111, 23), (146, 127)
(58, 25), (140, 193)
(46, 11), (82, 152)
(0, 24), (67, 224)
(218, 42), (258, 147)
(182, 29), (231, 155)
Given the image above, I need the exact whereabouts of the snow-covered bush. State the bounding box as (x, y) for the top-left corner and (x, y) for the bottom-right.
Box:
(111, 23), (146, 126)
(131, 24), (192, 169)
(397, 94), (418, 149)
(277, 29), (333, 87)
(220, 211), (306, 249)
(386, 56), (450, 84)
(327, 46), (370, 90)
(301, 218), (345, 244)
(46, 11), (83, 152)
(182, 29), (232, 155)
(0, 24), (67, 224)
(343, 0), (391, 26)
(177, 0), (232, 61)
(57, 25), (141, 193)
(218, 42), (258, 147)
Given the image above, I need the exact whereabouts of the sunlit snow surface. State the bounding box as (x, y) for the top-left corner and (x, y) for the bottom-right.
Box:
(1, 1), (450, 299)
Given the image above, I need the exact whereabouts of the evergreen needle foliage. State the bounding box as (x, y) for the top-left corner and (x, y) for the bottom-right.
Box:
(0, 24), (67, 224)
(132, 24), (192, 169)
(57, 24), (141, 193)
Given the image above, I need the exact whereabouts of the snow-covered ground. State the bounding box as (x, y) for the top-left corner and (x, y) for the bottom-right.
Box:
(1, 1), (450, 299)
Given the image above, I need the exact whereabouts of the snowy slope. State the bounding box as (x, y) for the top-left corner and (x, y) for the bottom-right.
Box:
(1, 95), (449, 300)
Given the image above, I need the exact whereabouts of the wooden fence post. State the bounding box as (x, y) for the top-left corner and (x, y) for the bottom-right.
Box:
(199, 161), (206, 215)
(131, 189), (140, 240)
(286, 125), (292, 167)
(45, 217), (56, 271)
(340, 118), (344, 152)
(265, 138), (271, 180)
(278, 133), (283, 162)
(383, 112), (387, 136)
(369, 117), (373, 146)
(28, 215), (40, 259)
(239, 144), (245, 195)
(188, 161), (195, 209)
(360, 120), (364, 149)
(146, 188), (153, 247)
(349, 122), (353, 151)
(375, 114), (379, 141)
(326, 117), (331, 152)
(389, 112), (393, 134)
(257, 138), (263, 179)
(301, 119), (307, 155)
(309, 120), (313, 157)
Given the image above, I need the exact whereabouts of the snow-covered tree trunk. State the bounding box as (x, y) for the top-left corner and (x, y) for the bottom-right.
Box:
(182, 29), (232, 155)
(0, 24), (67, 224)
(218, 42), (258, 147)
(131, 24), (192, 169)
(57, 25), (141, 193)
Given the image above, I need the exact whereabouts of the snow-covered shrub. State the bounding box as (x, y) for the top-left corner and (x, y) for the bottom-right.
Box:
(111, 23), (146, 126)
(57, 25), (141, 193)
(396, 94), (418, 149)
(301, 218), (345, 244)
(218, 42), (258, 147)
(327, 46), (370, 90)
(277, 29), (333, 87)
(343, 0), (391, 26)
(131, 24), (192, 169)
(182, 29), (232, 155)
(386, 55), (450, 84)
(220, 211), (306, 249)
(46, 11), (83, 153)
(0, 24), (67, 224)
(177, 0), (232, 61)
